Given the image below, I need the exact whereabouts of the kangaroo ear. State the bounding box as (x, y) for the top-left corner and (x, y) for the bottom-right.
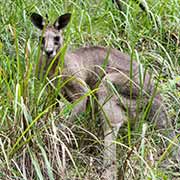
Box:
(54, 13), (71, 30)
(30, 13), (45, 30)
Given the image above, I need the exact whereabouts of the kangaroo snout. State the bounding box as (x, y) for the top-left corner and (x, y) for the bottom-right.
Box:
(45, 49), (54, 57)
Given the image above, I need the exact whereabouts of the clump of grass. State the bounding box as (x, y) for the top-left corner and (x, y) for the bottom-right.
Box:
(0, 0), (180, 179)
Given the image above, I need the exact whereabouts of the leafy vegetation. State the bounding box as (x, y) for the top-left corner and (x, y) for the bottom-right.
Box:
(0, 0), (180, 179)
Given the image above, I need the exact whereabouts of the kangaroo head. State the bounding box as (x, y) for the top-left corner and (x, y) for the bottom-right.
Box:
(30, 13), (71, 58)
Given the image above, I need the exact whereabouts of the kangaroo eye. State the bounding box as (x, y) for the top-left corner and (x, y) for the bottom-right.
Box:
(54, 36), (60, 42)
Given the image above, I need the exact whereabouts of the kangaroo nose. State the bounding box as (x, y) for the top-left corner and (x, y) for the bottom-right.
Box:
(46, 50), (53, 57)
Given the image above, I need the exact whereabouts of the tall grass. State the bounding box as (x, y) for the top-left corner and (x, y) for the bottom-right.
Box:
(0, 0), (180, 179)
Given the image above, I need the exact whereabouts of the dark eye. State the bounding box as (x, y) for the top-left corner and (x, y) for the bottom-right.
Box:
(54, 36), (60, 43)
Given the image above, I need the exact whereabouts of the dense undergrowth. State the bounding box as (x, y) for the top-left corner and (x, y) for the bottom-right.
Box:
(0, 0), (180, 179)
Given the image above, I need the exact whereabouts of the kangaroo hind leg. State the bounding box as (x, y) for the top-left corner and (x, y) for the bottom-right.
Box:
(98, 73), (127, 180)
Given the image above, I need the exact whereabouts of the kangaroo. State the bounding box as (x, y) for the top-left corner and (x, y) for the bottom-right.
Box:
(30, 13), (179, 180)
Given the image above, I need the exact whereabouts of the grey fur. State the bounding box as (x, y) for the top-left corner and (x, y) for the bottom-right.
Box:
(31, 13), (179, 180)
